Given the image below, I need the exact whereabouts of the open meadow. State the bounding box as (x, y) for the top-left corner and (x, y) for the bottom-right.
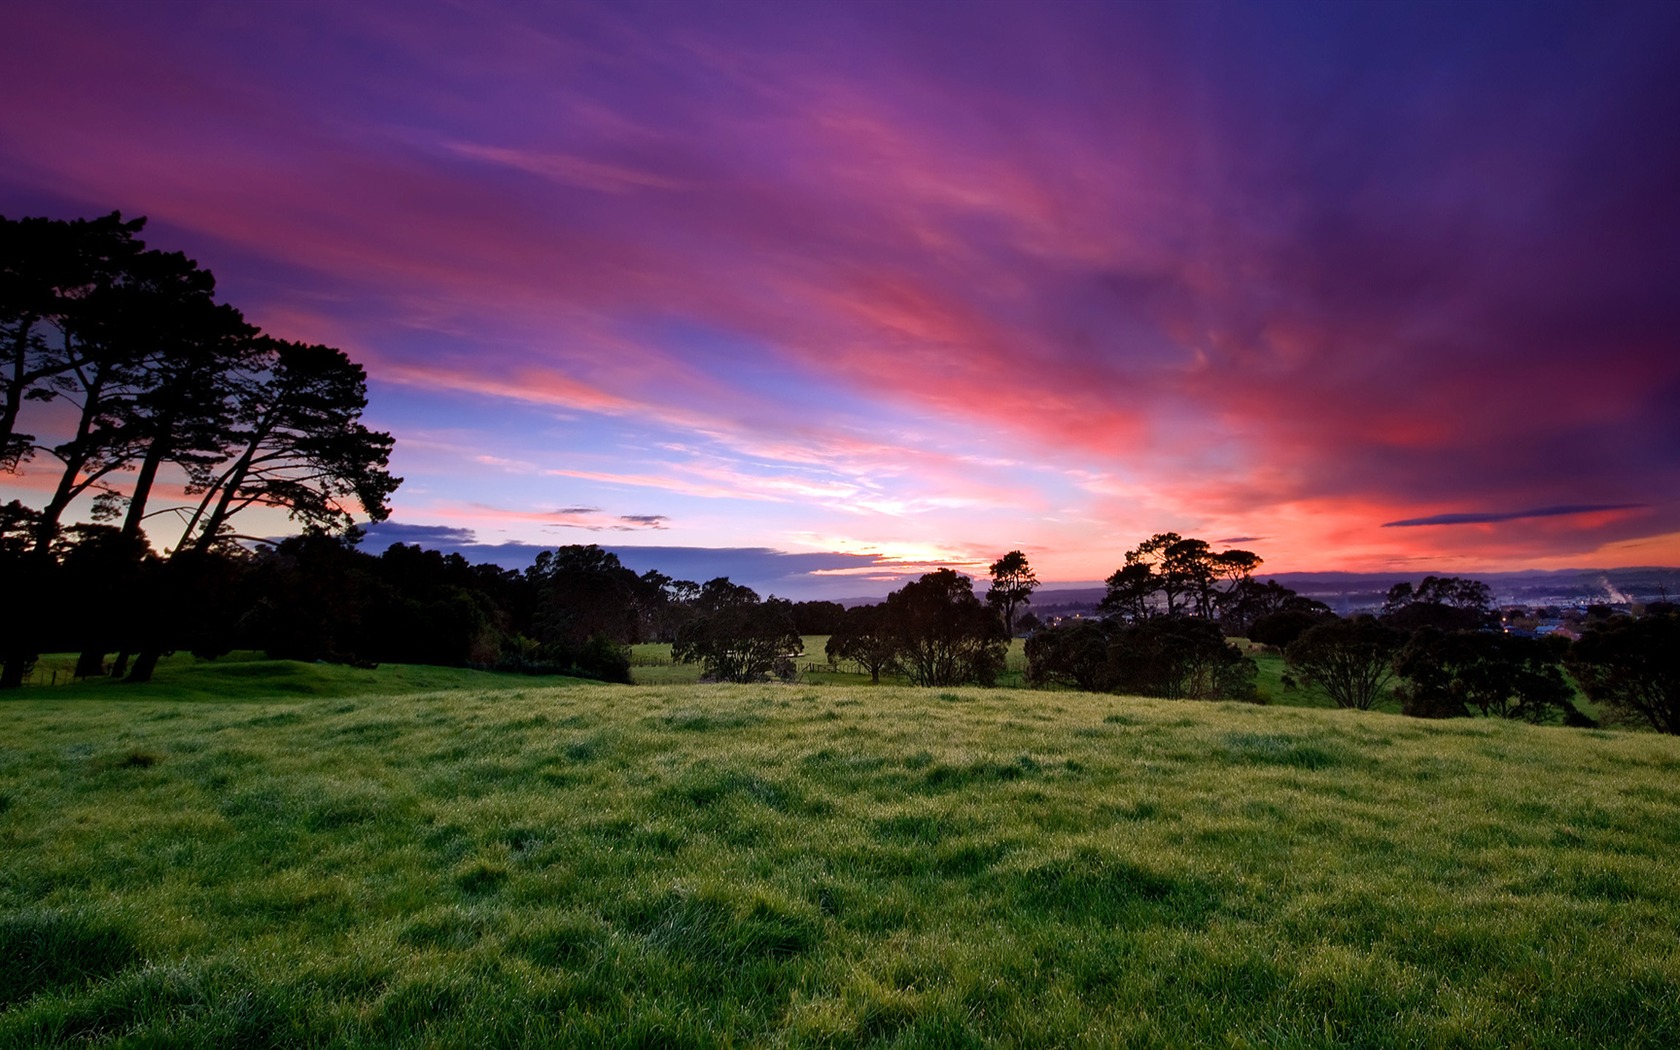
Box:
(3, 661), (1678, 1047)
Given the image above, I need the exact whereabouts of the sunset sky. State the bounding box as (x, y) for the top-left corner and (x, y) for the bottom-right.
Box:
(3, 0), (1678, 598)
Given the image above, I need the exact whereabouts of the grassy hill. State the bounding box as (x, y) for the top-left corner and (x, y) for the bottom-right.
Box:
(2, 662), (1676, 1046)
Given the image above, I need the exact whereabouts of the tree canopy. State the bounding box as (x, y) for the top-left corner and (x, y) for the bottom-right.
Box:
(986, 550), (1038, 637)
(1569, 613), (1680, 735)
(1099, 533), (1261, 623)
(673, 578), (802, 683)
(885, 569), (1008, 687)
(0, 212), (399, 687)
(1286, 617), (1406, 711)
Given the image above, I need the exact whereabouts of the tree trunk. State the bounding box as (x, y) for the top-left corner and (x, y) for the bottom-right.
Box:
(111, 650), (131, 678)
(74, 649), (105, 678)
(0, 657), (25, 689)
(120, 433), (170, 542)
(125, 647), (162, 684)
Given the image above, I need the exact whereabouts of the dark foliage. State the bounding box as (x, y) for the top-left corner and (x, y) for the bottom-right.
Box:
(1380, 576), (1496, 633)
(789, 599), (845, 635)
(1224, 579), (1332, 638)
(1248, 608), (1337, 650)
(883, 569), (1008, 687)
(527, 545), (647, 647)
(673, 579), (802, 683)
(826, 603), (902, 683)
(1106, 616), (1256, 700)
(1286, 617), (1405, 711)
(1395, 628), (1582, 723)
(1100, 533), (1261, 622)
(1025, 616), (1255, 700)
(986, 550), (1038, 636)
(1569, 613), (1680, 734)
(0, 212), (399, 686)
(1024, 619), (1115, 692)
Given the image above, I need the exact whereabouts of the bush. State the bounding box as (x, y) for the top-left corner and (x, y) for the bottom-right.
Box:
(673, 583), (802, 683)
(1025, 619), (1115, 691)
(1249, 609), (1333, 650)
(1394, 628), (1578, 723)
(1108, 616), (1256, 700)
(1569, 613), (1680, 734)
(1286, 617), (1403, 711)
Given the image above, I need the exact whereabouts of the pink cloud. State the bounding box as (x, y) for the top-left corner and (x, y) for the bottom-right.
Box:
(4, 2), (1676, 577)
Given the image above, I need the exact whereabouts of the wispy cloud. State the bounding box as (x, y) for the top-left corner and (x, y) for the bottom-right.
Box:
(1383, 505), (1648, 528)
(446, 142), (689, 194)
(3, 1), (1677, 577)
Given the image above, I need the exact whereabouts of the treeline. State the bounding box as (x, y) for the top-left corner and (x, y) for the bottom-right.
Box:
(0, 528), (854, 687)
(1020, 535), (1678, 736)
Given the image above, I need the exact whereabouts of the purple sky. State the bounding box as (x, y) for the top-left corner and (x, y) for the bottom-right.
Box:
(3, 0), (1678, 598)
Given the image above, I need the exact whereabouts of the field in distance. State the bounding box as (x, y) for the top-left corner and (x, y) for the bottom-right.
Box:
(2, 661), (1676, 1047)
(637, 635), (1369, 712)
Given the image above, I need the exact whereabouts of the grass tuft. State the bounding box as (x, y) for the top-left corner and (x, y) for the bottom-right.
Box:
(1220, 731), (1352, 769)
(0, 908), (141, 1007)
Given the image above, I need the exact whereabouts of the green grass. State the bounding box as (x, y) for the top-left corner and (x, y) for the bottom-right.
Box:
(3, 664), (1678, 1046)
(634, 636), (1033, 687)
(16, 651), (595, 702)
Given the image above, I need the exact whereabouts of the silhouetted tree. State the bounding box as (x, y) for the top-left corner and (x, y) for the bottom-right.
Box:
(0, 212), (146, 472)
(1100, 534), (1261, 622)
(1024, 619), (1115, 692)
(1107, 615), (1256, 700)
(986, 550), (1039, 636)
(1248, 608), (1336, 650)
(1221, 578), (1330, 636)
(1395, 628), (1581, 723)
(1100, 562), (1154, 622)
(1381, 576), (1495, 633)
(527, 545), (644, 648)
(1125, 533), (1186, 615)
(673, 578), (802, 682)
(58, 525), (152, 677)
(240, 530), (380, 663)
(0, 213), (401, 686)
(826, 603), (901, 683)
(1569, 613), (1680, 734)
(634, 569), (700, 642)
(173, 339), (397, 555)
(790, 599), (845, 635)
(0, 501), (42, 686)
(884, 569), (1008, 687)
(1286, 617), (1405, 710)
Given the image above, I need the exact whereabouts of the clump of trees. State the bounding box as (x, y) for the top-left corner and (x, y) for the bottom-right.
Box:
(826, 604), (902, 683)
(1, 212), (398, 686)
(673, 579), (802, 683)
(1380, 576), (1497, 632)
(886, 569), (1009, 686)
(1393, 630), (1582, 723)
(1285, 617), (1405, 711)
(1027, 615), (1255, 700)
(1099, 533), (1262, 622)
(1024, 533), (1263, 701)
(1569, 613), (1680, 734)
(824, 569), (1009, 687)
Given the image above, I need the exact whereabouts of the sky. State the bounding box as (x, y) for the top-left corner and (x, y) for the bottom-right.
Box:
(3, 0), (1679, 599)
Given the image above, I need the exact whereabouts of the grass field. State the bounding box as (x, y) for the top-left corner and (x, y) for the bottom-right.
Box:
(635, 636), (1351, 709)
(630, 636), (1042, 688)
(3, 660), (1677, 1046)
